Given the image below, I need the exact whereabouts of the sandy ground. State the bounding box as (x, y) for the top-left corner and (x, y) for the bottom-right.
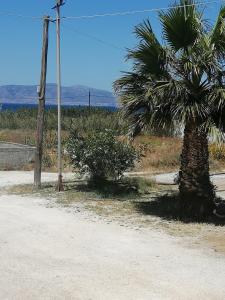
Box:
(0, 171), (225, 300)
(0, 171), (73, 187)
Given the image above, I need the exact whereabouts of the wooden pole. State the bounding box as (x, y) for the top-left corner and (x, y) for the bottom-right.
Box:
(34, 16), (50, 188)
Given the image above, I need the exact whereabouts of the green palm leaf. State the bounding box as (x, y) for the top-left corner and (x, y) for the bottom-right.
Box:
(210, 6), (225, 57)
(159, 0), (202, 51)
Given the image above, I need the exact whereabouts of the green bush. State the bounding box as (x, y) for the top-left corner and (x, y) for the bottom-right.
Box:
(67, 129), (139, 181)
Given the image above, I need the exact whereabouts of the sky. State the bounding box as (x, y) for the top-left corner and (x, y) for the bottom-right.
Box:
(0, 0), (223, 91)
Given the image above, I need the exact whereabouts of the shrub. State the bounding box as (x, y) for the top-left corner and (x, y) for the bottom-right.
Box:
(122, 177), (155, 194)
(67, 129), (139, 181)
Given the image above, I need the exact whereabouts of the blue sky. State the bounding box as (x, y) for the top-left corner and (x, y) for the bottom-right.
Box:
(0, 0), (223, 91)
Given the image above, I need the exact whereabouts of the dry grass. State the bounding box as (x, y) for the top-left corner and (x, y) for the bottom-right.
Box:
(0, 129), (35, 144)
(1, 129), (225, 174)
(133, 135), (182, 173)
(0, 130), (182, 173)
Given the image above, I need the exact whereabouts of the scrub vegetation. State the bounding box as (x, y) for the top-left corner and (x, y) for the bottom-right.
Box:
(0, 107), (225, 174)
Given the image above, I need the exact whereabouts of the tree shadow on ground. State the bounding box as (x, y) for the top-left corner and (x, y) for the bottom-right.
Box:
(63, 179), (140, 199)
(135, 194), (225, 226)
(79, 180), (139, 199)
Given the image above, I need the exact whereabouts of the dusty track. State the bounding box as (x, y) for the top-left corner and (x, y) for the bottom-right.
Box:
(0, 171), (225, 300)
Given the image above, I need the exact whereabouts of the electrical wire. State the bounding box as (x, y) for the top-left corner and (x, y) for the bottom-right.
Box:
(0, 0), (222, 22)
(0, 11), (43, 20)
(61, 24), (124, 51)
(63, 0), (223, 20)
(58, 0), (224, 53)
(60, 0), (223, 52)
(0, 0), (223, 22)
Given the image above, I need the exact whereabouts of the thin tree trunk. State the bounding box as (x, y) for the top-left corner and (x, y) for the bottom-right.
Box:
(179, 121), (215, 218)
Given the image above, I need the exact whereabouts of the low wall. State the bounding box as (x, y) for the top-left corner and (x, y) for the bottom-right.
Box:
(0, 142), (35, 170)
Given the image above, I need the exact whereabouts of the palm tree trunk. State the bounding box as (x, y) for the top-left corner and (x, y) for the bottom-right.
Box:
(179, 121), (215, 218)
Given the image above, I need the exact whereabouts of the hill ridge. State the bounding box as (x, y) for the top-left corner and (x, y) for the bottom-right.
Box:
(0, 84), (117, 107)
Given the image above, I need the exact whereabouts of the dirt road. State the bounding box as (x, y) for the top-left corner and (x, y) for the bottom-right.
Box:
(0, 171), (225, 300)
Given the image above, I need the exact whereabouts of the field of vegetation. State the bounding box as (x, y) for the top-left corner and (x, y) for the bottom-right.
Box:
(0, 107), (225, 173)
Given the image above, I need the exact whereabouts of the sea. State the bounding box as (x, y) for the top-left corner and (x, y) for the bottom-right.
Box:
(0, 103), (117, 112)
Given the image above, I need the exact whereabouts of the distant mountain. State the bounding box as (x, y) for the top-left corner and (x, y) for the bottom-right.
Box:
(0, 84), (117, 107)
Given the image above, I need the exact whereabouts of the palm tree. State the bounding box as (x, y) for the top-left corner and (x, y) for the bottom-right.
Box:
(114, 0), (225, 218)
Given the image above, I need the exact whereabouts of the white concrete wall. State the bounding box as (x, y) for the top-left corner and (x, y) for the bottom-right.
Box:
(0, 142), (35, 170)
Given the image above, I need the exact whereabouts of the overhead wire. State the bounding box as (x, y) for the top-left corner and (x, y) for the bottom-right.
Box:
(0, 11), (43, 20)
(61, 23), (124, 51)
(62, 0), (223, 20)
(0, 1), (222, 59)
(0, 0), (223, 22)
(0, 1), (220, 57)
(59, 0), (224, 53)
(0, 0), (223, 96)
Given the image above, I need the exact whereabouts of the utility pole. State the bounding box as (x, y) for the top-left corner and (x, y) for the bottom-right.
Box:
(34, 16), (50, 189)
(53, 0), (65, 191)
(89, 90), (91, 113)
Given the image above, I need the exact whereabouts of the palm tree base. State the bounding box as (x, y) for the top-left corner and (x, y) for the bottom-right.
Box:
(179, 191), (216, 219)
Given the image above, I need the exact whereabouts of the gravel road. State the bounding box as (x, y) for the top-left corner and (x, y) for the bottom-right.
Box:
(0, 171), (225, 300)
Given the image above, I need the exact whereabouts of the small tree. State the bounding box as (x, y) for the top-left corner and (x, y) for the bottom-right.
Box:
(67, 130), (139, 181)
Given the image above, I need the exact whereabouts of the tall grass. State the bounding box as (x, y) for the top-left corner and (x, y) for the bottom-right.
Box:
(0, 107), (185, 172)
(0, 107), (128, 171)
(0, 107), (127, 134)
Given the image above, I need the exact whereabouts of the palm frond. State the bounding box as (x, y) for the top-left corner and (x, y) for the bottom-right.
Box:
(210, 6), (225, 58)
(127, 20), (168, 78)
(114, 3), (225, 138)
(159, 0), (202, 51)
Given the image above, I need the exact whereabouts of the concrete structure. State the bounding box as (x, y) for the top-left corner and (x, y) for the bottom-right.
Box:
(0, 142), (35, 170)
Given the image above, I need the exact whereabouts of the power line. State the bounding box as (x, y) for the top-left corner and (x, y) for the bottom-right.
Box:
(0, 11), (43, 20)
(0, 0), (222, 22)
(59, 1), (223, 53)
(53, 0), (224, 53)
(63, 0), (223, 20)
(62, 23), (124, 51)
